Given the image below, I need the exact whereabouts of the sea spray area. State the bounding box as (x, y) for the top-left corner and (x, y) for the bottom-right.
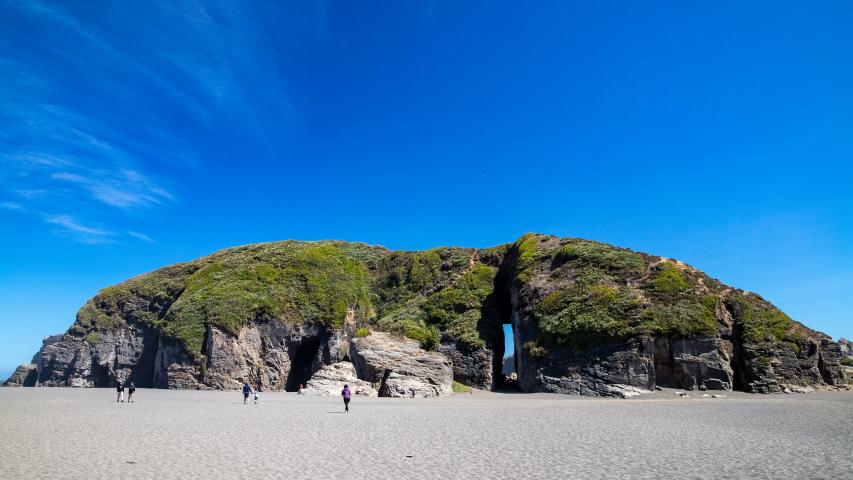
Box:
(2, 388), (851, 479)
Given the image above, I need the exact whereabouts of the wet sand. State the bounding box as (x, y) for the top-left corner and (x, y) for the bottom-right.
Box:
(1, 388), (851, 479)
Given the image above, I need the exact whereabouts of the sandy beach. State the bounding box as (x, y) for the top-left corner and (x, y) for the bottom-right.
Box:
(1, 388), (851, 479)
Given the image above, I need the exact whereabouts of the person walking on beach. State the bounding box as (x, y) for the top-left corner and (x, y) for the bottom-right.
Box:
(127, 381), (136, 403)
(242, 381), (252, 405)
(341, 384), (351, 413)
(116, 382), (124, 403)
(254, 384), (261, 405)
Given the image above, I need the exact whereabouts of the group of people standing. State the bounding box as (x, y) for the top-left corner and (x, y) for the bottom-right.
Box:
(112, 379), (352, 411)
(240, 381), (353, 412)
(115, 381), (136, 403)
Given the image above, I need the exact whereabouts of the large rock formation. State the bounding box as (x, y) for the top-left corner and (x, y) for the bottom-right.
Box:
(3, 364), (37, 387)
(349, 332), (453, 398)
(507, 235), (847, 395)
(305, 361), (377, 397)
(5, 236), (848, 396)
(438, 340), (493, 390)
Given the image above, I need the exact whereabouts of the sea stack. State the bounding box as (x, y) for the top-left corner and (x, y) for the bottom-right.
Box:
(5, 235), (848, 396)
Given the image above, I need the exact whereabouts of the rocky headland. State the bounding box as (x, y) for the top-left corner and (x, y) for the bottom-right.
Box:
(4, 235), (848, 397)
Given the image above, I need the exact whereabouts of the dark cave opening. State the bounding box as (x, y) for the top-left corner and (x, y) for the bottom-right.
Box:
(285, 338), (321, 391)
(90, 361), (112, 387)
(133, 331), (160, 388)
(731, 323), (747, 391)
(651, 338), (677, 389)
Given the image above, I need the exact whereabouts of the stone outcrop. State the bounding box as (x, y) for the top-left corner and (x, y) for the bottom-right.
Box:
(651, 336), (734, 391)
(37, 321), (170, 388)
(516, 339), (656, 396)
(202, 321), (346, 391)
(16, 318), (348, 391)
(3, 364), (37, 387)
(736, 336), (847, 393)
(350, 332), (453, 398)
(505, 234), (847, 396)
(839, 338), (851, 358)
(5, 236), (847, 396)
(438, 340), (493, 390)
(306, 362), (377, 396)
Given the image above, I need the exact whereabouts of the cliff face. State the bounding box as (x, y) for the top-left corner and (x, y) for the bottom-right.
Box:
(5, 236), (848, 395)
(504, 235), (846, 395)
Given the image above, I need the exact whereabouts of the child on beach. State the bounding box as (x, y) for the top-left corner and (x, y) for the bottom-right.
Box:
(341, 384), (351, 412)
(128, 381), (136, 403)
(254, 384), (261, 404)
(242, 382), (252, 405)
(116, 382), (124, 403)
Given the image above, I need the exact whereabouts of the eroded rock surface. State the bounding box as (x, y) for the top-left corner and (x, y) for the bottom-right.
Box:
(652, 336), (734, 391)
(839, 338), (851, 359)
(3, 364), (37, 387)
(350, 332), (452, 397)
(517, 340), (655, 396)
(306, 361), (377, 396)
(438, 340), (493, 390)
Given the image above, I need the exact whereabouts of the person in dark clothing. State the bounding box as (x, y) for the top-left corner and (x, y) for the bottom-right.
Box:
(116, 382), (124, 403)
(341, 384), (351, 412)
(128, 381), (136, 403)
(242, 382), (252, 405)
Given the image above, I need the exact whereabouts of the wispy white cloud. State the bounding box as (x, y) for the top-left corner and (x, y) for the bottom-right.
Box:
(0, 201), (25, 211)
(128, 231), (155, 243)
(0, 0), (303, 244)
(51, 169), (172, 209)
(45, 215), (115, 244)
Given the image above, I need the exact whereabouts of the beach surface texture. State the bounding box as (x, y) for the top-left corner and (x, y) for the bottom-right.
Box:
(1, 388), (851, 479)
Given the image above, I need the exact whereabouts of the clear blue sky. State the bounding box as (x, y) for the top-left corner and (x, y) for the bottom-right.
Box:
(2, 1), (852, 378)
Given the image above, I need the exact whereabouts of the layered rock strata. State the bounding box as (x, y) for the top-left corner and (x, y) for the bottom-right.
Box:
(350, 332), (453, 398)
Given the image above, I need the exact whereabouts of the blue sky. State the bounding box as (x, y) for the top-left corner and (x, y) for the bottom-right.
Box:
(1, 1), (852, 377)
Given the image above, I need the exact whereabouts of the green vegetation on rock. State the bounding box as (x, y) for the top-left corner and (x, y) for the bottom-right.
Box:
(165, 243), (373, 355)
(557, 239), (645, 275)
(731, 294), (794, 343)
(370, 246), (495, 350)
(652, 262), (690, 294)
(408, 250), (443, 293)
(523, 240), (726, 350)
(535, 284), (640, 348)
(513, 233), (541, 283)
(423, 264), (497, 348)
(355, 327), (370, 338)
(452, 380), (472, 393)
(523, 340), (547, 359)
(637, 297), (718, 337)
(84, 332), (102, 345)
(401, 319), (441, 351)
(841, 357), (853, 367)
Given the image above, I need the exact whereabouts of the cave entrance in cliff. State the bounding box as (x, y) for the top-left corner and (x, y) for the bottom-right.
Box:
(285, 338), (321, 392)
(91, 362), (112, 388)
